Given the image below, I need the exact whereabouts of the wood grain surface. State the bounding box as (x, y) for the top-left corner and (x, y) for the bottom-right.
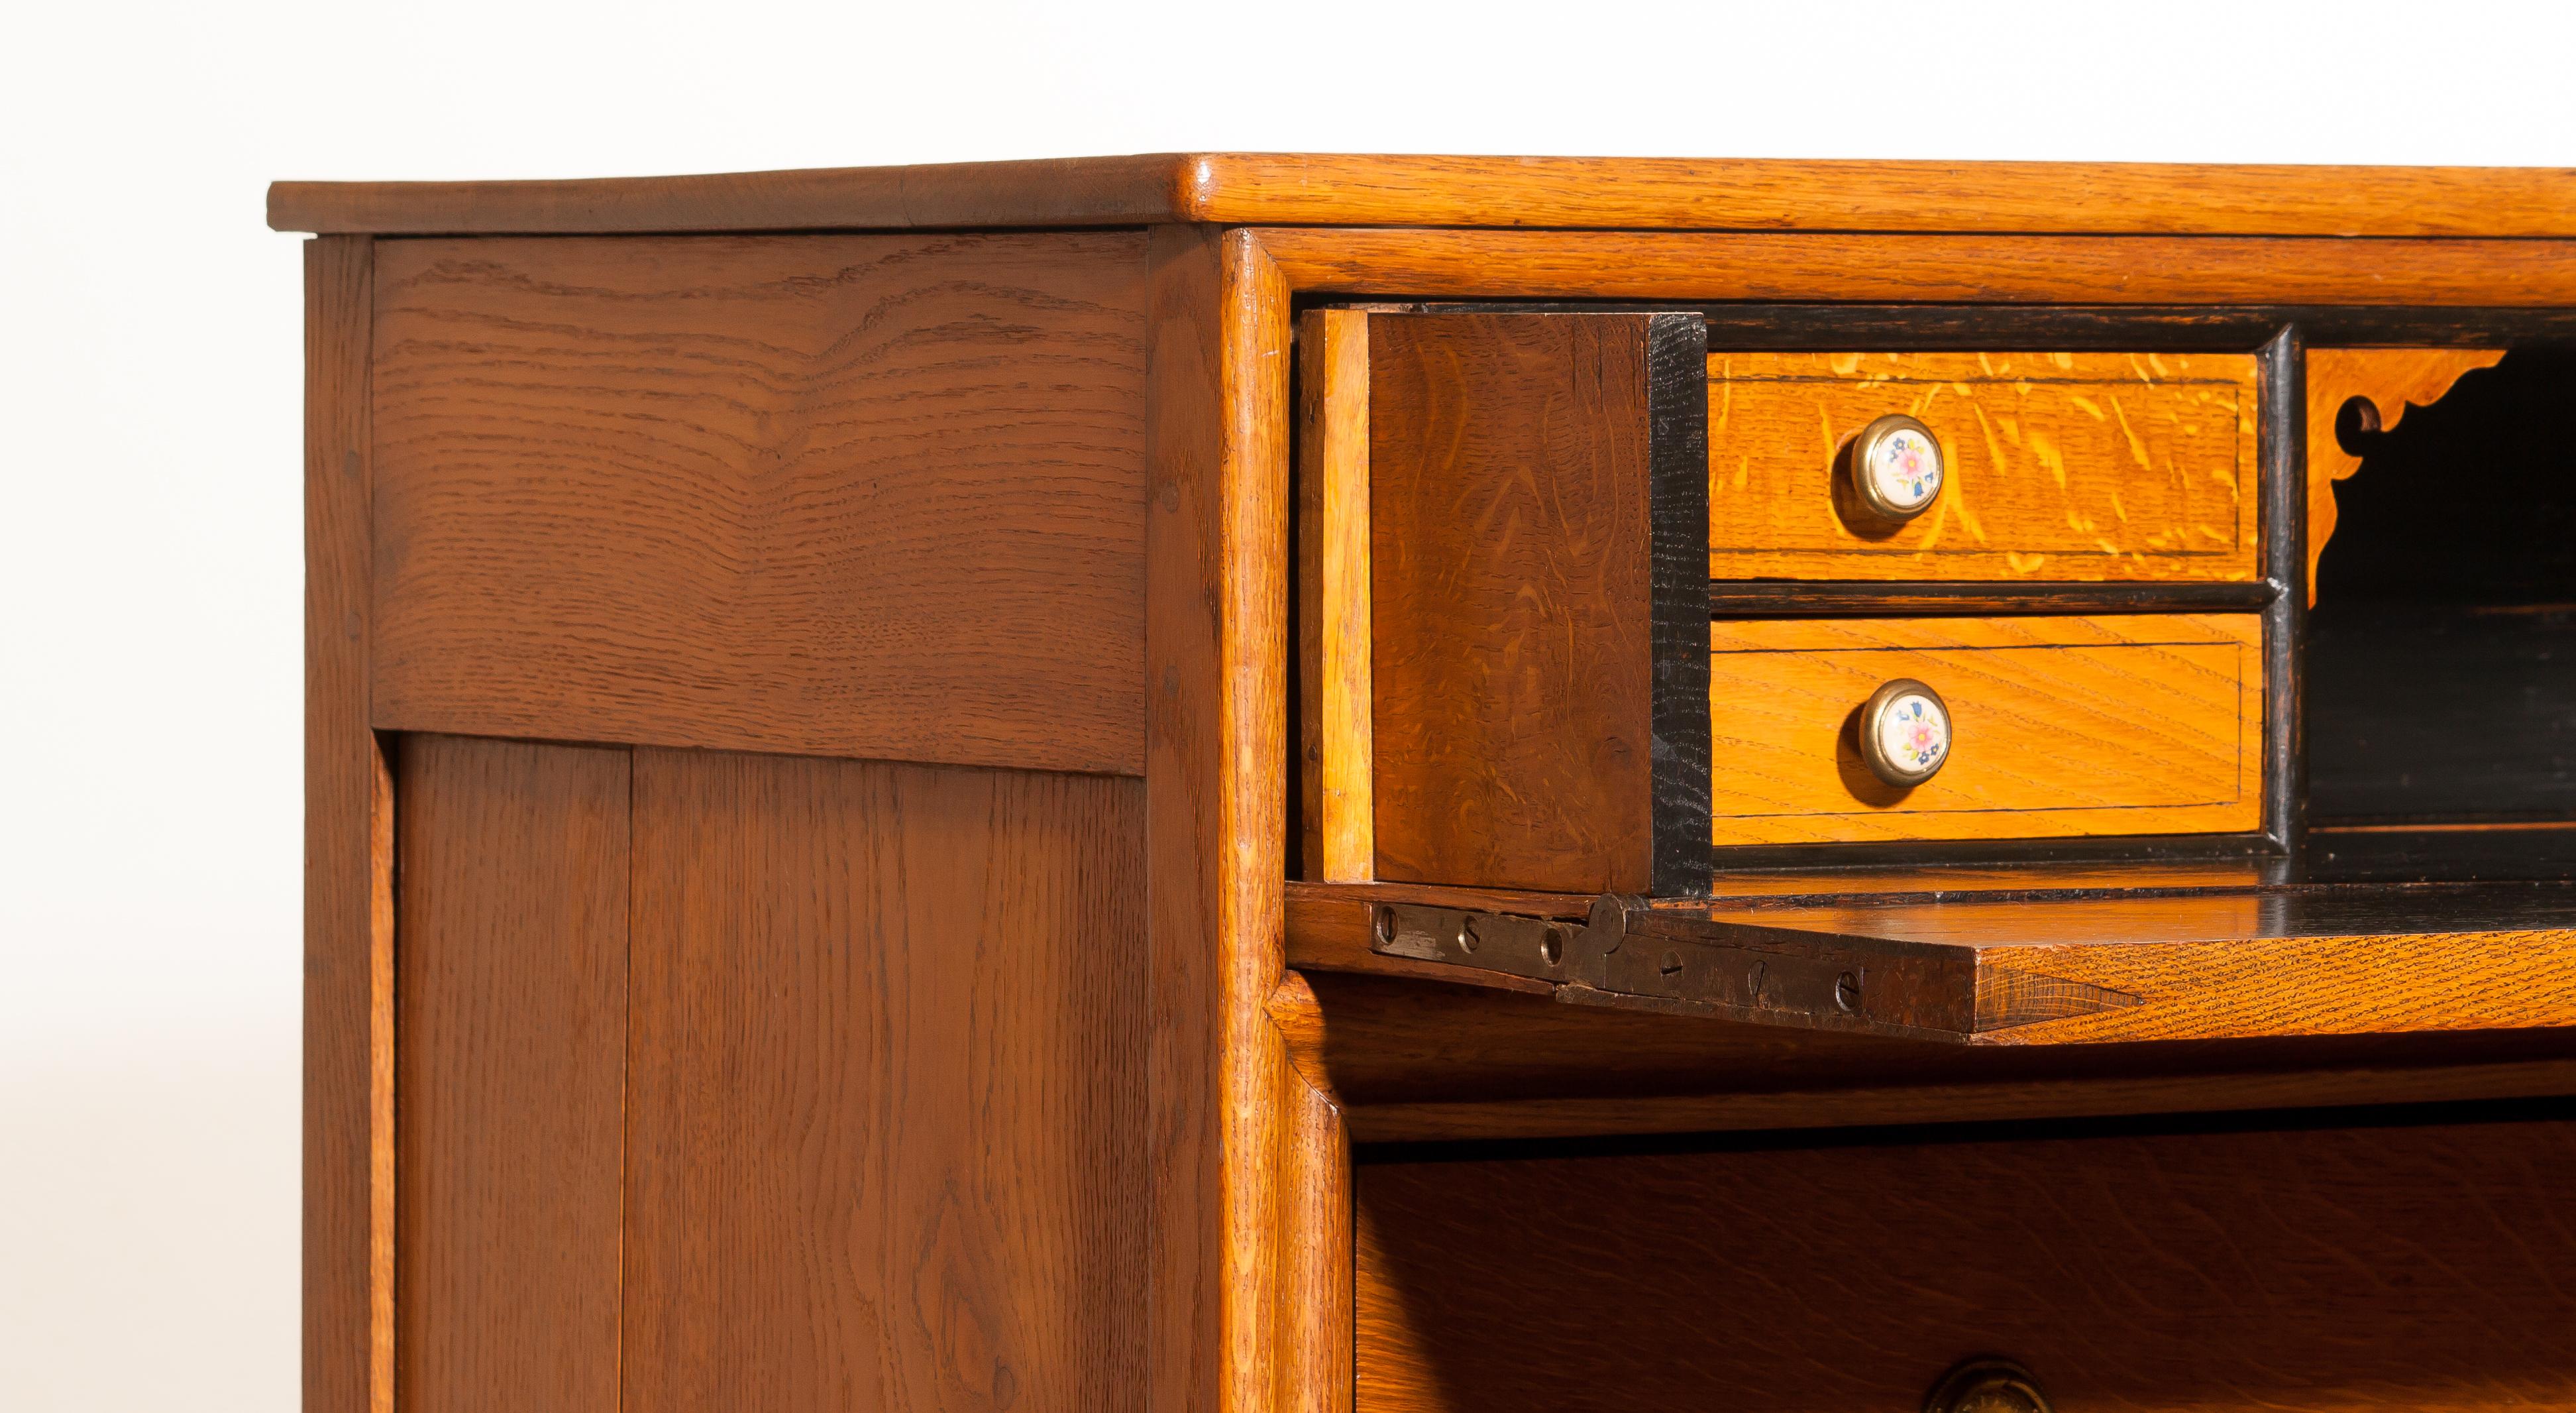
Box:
(369, 233), (1150, 775)
(1279, 967), (2576, 1141)
(303, 235), (393, 1413)
(1255, 227), (2576, 306)
(1708, 614), (2264, 844)
(1706, 351), (2259, 581)
(271, 153), (2576, 237)
(1368, 313), (1661, 893)
(621, 750), (1148, 1413)
(394, 736), (630, 1413)
(1297, 308), (1373, 881)
(1274, 1050), (1353, 1413)
(2304, 347), (2504, 604)
(1356, 1111), (2576, 1410)
(1144, 227), (1340, 1413)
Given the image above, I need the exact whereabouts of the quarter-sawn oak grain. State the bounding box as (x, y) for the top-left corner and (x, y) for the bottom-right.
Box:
(1368, 313), (1660, 894)
(1708, 614), (2263, 844)
(394, 736), (629, 1413)
(369, 233), (1149, 775)
(1707, 351), (2258, 581)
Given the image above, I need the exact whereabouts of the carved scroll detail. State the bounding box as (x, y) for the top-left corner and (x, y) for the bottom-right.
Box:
(2305, 348), (2503, 604)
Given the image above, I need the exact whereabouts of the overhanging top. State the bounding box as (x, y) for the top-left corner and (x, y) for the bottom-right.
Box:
(268, 152), (2576, 238)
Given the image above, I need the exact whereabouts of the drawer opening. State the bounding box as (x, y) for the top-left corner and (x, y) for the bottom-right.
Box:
(2310, 348), (2576, 879)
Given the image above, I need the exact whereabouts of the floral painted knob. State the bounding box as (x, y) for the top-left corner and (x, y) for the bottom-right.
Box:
(1849, 414), (1946, 522)
(1859, 677), (1951, 787)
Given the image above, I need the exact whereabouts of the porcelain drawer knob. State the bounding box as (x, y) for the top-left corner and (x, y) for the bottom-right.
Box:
(1859, 677), (1951, 787)
(1850, 413), (1946, 522)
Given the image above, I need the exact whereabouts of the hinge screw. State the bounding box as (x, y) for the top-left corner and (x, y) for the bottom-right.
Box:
(1835, 972), (1863, 1012)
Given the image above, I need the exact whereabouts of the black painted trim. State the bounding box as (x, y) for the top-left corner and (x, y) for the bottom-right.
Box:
(1646, 313), (1714, 897)
(1709, 830), (2283, 875)
(2259, 327), (2306, 858)
(1707, 580), (2281, 618)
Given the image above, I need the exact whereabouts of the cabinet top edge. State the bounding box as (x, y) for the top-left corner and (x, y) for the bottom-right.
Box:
(268, 152), (2576, 238)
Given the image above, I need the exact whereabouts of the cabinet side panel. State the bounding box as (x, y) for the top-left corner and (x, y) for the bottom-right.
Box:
(370, 232), (1150, 775)
(394, 734), (631, 1413)
(1369, 313), (1657, 893)
(620, 750), (1148, 1413)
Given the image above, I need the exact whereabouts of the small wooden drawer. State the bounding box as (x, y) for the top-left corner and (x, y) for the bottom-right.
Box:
(1707, 351), (2260, 582)
(1709, 614), (2264, 845)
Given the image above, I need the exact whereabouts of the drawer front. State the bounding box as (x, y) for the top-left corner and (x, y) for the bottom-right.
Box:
(1709, 614), (2263, 844)
(1358, 1110), (2576, 1412)
(1707, 351), (2259, 582)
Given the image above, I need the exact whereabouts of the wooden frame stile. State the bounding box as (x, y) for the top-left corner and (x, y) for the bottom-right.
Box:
(305, 233), (396, 1413)
(1149, 223), (1352, 1413)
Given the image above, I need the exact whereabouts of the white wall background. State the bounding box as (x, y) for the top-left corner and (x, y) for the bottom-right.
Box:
(2, 2), (2570, 1407)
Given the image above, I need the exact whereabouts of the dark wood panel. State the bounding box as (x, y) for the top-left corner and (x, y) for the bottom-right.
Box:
(621, 749), (1148, 1413)
(2310, 822), (2576, 881)
(1369, 312), (1706, 895)
(370, 233), (1149, 775)
(394, 735), (630, 1413)
(1356, 1109), (2576, 1410)
(2309, 608), (2576, 824)
(303, 234), (389, 1413)
(269, 154), (2576, 237)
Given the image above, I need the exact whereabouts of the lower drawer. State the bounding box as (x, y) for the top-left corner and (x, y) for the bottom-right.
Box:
(1709, 614), (2264, 845)
(1357, 1107), (2576, 1412)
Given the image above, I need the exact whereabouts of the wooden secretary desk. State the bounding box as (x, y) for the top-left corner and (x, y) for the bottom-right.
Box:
(274, 156), (2576, 1413)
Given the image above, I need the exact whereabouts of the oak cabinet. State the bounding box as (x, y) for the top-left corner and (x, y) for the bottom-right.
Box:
(280, 155), (2576, 1413)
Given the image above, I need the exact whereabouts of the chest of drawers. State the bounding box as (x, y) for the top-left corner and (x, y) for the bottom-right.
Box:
(278, 155), (2576, 1413)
